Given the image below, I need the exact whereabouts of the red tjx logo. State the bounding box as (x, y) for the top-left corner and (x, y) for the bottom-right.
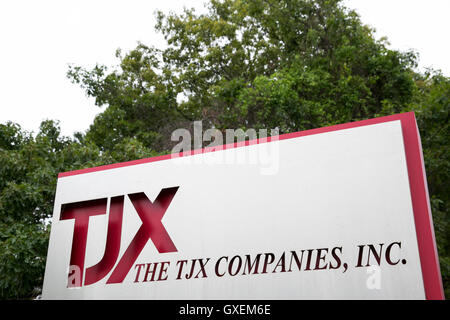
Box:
(59, 186), (179, 287)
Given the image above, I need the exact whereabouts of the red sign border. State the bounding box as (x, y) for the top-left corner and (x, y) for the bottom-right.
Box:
(58, 112), (445, 300)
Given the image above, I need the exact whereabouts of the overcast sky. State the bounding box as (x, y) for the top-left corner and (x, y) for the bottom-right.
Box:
(0, 0), (449, 137)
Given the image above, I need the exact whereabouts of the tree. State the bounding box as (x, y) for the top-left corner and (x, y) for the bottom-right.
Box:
(0, 121), (156, 298)
(413, 70), (450, 295)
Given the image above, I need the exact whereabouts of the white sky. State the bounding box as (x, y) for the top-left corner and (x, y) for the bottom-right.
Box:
(0, 0), (449, 137)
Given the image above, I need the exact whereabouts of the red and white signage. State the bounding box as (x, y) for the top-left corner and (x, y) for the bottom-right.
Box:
(42, 112), (444, 299)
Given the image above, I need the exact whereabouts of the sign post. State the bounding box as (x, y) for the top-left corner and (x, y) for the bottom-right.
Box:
(42, 112), (444, 299)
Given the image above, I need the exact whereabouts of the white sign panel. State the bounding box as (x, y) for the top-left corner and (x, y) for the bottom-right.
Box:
(42, 112), (444, 299)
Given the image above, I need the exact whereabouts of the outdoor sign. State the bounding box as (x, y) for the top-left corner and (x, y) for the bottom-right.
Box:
(42, 112), (444, 299)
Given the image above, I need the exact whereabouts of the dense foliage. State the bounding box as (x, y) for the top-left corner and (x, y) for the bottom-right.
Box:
(0, 0), (448, 298)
